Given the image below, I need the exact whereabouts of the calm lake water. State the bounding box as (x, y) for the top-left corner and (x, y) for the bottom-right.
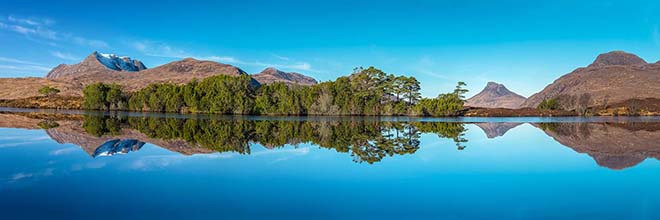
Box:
(1, 108), (659, 220)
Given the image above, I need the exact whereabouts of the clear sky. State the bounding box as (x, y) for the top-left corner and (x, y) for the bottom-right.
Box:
(0, 0), (659, 97)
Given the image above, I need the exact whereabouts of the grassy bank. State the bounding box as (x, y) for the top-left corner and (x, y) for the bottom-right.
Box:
(0, 95), (83, 110)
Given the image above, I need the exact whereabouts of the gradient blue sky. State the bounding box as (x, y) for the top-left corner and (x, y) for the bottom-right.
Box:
(0, 0), (659, 97)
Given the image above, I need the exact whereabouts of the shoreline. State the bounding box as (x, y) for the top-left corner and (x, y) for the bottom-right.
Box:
(1, 96), (658, 117)
(1, 104), (657, 118)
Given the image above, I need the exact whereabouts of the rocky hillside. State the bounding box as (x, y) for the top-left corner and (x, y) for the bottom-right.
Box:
(521, 51), (660, 109)
(251, 67), (317, 86)
(48, 52), (254, 91)
(465, 82), (526, 109)
(0, 51), (256, 100)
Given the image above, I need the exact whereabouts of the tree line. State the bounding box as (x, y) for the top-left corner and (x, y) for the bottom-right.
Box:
(83, 66), (468, 116)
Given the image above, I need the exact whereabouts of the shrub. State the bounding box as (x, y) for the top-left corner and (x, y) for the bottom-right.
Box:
(538, 98), (560, 110)
(38, 86), (60, 97)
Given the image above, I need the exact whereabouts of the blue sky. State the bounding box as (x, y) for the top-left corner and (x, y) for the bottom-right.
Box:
(0, 0), (659, 97)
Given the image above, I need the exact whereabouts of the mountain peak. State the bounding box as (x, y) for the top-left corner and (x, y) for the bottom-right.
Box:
(486, 81), (504, 88)
(261, 67), (283, 75)
(588, 51), (647, 68)
(47, 51), (147, 79)
(93, 52), (147, 71)
(465, 82), (526, 109)
(481, 81), (516, 97)
(263, 67), (278, 71)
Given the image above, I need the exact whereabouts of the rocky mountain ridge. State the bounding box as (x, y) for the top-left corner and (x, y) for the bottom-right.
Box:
(2, 51), (320, 99)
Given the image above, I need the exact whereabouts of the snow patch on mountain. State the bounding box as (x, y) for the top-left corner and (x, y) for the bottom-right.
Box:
(95, 52), (147, 71)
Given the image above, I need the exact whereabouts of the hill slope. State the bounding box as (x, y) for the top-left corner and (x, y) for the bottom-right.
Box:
(521, 51), (660, 109)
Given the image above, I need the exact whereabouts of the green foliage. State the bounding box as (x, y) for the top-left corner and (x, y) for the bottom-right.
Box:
(414, 122), (468, 150)
(538, 123), (559, 132)
(125, 75), (255, 114)
(82, 115), (123, 136)
(83, 83), (127, 110)
(196, 75), (255, 114)
(538, 98), (560, 110)
(454, 81), (468, 99)
(254, 83), (306, 115)
(37, 120), (59, 129)
(82, 67), (466, 117)
(38, 86), (60, 96)
(412, 82), (467, 116)
(402, 76), (421, 104)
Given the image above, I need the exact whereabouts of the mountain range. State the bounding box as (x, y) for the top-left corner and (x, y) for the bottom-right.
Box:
(465, 51), (659, 110)
(0, 51), (318, 100)
(46, 51), (254, 91)
(0, 50), (658, 113)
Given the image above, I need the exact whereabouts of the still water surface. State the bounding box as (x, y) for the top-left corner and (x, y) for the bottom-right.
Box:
(1, 109), (659, 219)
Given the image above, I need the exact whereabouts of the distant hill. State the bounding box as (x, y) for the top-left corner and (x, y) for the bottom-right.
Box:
(465, 82), (526, 109)
(0, 51), (257, 99)
(521, 51), (660, 109)
(251, 67), (317, 86)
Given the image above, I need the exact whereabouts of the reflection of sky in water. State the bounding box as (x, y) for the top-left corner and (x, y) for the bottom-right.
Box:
(1, 122), (660, 220)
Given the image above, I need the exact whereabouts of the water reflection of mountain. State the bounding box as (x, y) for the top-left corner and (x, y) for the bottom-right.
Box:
(0, 112), (467, 164)
(473, 123), (522, 138)
(93, 139), (144, 157)
(535, 122), (660, 170)
(45, 120), (217, 156)
(1, 111), (659, 168)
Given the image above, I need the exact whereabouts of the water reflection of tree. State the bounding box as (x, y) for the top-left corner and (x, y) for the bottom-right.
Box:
(538, 122), (591, 139)
(83, 115), (123, 137)
(81, 115), (469, 163)
(414, 122), (468, 150)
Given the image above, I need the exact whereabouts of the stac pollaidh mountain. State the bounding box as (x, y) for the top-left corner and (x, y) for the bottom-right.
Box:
(465, 82), (527, 109)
